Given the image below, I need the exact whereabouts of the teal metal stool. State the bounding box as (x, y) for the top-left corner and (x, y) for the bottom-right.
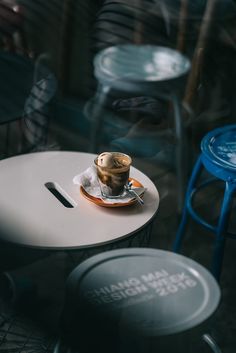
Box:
(173, 124), (236, 281)
(89, 44), (190, 211)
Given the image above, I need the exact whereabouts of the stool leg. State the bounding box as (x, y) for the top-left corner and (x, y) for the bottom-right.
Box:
(173, 155), (203, 252)
(89, 84), (110, 153)
(212, 182), (235, 281)
(172, 94), (186, 213)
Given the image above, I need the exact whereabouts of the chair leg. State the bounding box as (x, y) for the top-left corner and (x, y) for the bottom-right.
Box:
(89, 84), (110, 153)
(212, 182), (235, 281)
(173, 155), (203, 252)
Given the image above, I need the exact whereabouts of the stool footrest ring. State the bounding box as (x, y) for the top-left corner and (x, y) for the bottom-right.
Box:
(187, 178), (236, 239)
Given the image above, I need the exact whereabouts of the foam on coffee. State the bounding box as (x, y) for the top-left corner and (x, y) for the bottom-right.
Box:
(97, 152), (130, 169)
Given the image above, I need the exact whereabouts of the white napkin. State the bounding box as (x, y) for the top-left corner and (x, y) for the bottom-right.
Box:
(73, 166), (145, 204)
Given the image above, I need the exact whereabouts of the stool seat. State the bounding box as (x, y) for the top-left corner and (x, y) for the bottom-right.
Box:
(201, 125), (236, 180)
(60, 248), (220, 353)
(94, 45), (190, 94)
(173, 124), (236, 280)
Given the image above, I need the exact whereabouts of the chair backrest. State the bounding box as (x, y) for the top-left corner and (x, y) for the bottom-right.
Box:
(21, 56), (57, 152)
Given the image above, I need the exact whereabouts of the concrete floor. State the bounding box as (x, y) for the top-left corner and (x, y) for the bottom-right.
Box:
(0, 117), (235, 353)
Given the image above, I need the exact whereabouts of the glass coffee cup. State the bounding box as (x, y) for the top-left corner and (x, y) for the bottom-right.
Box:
(94, 152), (132, 198)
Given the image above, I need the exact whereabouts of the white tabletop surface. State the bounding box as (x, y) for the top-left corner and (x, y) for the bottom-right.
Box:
(0, 151), (159, 249)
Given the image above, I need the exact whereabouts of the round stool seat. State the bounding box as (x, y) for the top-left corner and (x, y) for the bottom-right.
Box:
(63, 248), (220, 353)
(201, 125), (236, 181)
(94, 44), (190, 94)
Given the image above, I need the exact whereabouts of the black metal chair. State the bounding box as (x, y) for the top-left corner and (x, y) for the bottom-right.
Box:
(19, 57), (57, 154)
(0, 51), (57, 157)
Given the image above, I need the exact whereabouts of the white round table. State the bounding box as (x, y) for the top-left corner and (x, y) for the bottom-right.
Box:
(0, 151), (159, 250)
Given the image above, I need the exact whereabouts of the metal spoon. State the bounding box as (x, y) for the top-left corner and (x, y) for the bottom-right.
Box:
(125, 182), (144, 205)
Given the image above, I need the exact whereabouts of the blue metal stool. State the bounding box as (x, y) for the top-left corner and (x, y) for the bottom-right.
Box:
(173, 124), (236, 281)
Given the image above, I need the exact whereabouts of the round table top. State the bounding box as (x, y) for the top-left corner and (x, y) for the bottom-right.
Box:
(0, 151), (159, 249)
(0, 52), (34, 124)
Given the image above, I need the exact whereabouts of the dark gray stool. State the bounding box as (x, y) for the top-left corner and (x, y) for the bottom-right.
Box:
(89, 45), (190, 210)
(57, 248), (221, 353)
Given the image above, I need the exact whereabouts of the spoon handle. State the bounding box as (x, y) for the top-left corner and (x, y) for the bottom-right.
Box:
(127, 188), (144, 205)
